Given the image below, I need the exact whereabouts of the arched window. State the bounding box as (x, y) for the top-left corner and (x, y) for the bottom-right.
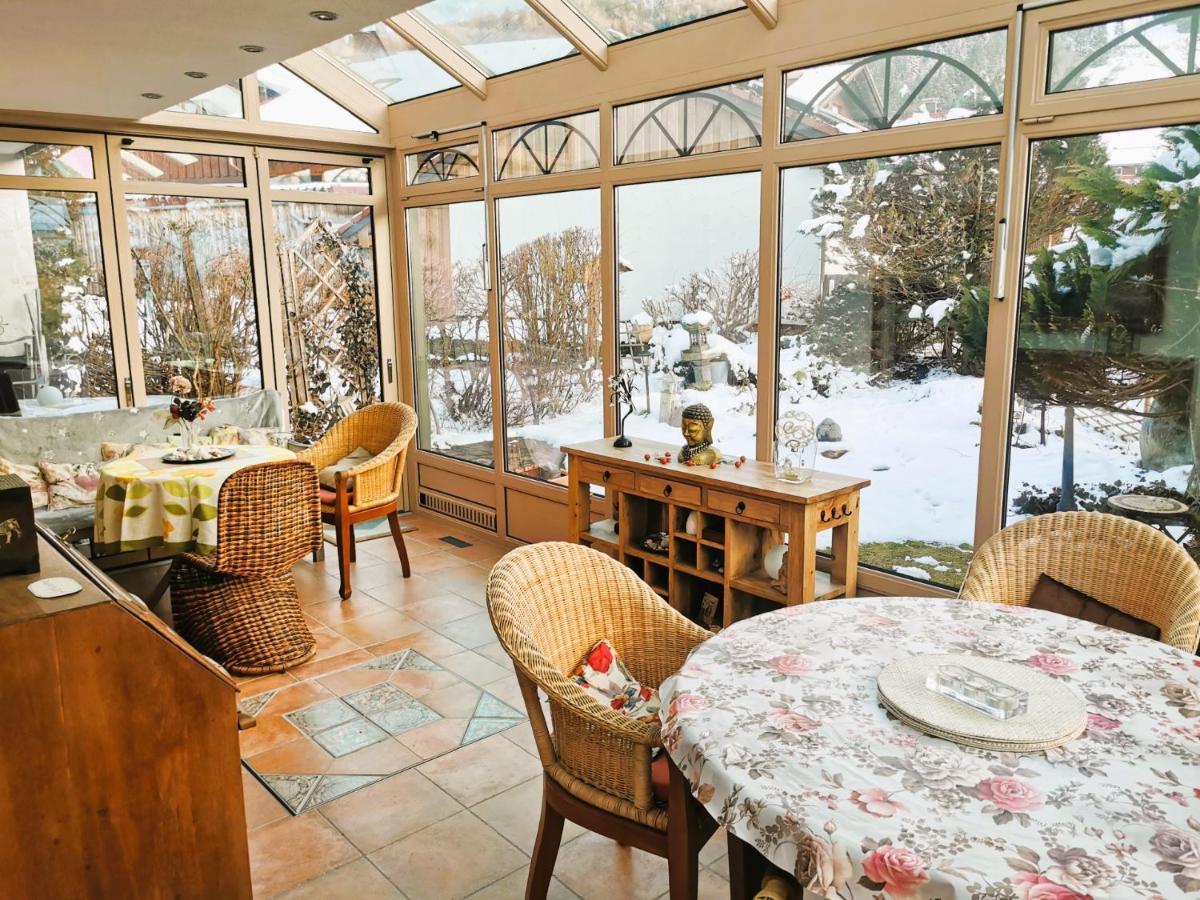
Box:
(405, 143), (481, 185)
(494, 112), (600, 181)
(614, 79), (763, 165)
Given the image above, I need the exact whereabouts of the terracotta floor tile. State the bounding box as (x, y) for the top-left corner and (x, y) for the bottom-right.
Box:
(387, 667), (462, 698)
(396, 717), (469, 759)
(347, 562), (415, 593)
(247, 810), (359, 900)
(699, 829), (728, 866)
(467, 867), (577, 900)
(434, 569), (490, 602)
(367, 629), (467, 661)
(324, 737), (421, 776)
(293, 565), (342, 604)
(248, 737), (336, 775)
(235, 671), (298, 693)
(659, 867), (731, 900)
(317, 666), (392, 696)
(332, 611), (425, 647)
(500, 721), (543, 758)
(275, 858), (402, 900)
(475, 642), (515, 669)
(242, 768), (290, 830)
(368, 575), (460, 609)
(239, 714), (304, 758)
(321, 769), (463, 854)
(419, 681), (482, 719)
(401, 593), (486, 627)
(417, 734), (541, 807)
(471, 777), (585, 856)
(369, 810), (526, 900)
(432, 612), (498, 649)
(309, 625), (363, 658)
(259, 681), (337, 717)
(481, 675), (525, 711)
(553, 832), (669, 900)
(406, 550), (464, 576)
(438, 650), (511, 687)
(288, 649), (376, 680)
(304, 595), (393, 628)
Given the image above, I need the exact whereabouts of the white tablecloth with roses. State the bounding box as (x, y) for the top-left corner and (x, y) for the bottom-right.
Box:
(659, 597), (1200, 898)
(94, 444), (293, 555)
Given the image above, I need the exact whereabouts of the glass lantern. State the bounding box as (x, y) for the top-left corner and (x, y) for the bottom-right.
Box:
(774, 410), (817, 483)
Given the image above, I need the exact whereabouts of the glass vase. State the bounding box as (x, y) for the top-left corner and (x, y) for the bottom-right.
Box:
(774, 410), (817, 483)
(178, 419), (197, 456)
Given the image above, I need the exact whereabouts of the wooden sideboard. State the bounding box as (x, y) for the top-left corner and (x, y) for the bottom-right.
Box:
(563, 438), (870, 629)
(0, 528), (251, 899)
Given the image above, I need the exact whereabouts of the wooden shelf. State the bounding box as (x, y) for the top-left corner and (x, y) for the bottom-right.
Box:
(624, 546), (670, 563)
(582, 518), (618, 546)
(675, 563), (724, 585)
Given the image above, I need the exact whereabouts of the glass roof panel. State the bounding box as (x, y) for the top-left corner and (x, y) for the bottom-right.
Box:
(166, 82), (243, 118)
(320, 23), (459, 102)
(413, 0), (576, 75)
(566, 0), (744, 44)
(257, 64), (375, 132)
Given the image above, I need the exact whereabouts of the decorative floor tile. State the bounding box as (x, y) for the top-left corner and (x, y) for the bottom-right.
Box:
(371, 703), (441, 736)
(398, 650), (441, 671)
(310, 718), (390, 758)
(239, 690), (277, 718)
(260, 773), (321, 812)
(343, 683), (415, 717)
(474, 692), (524, 721)
(462, 717), (516, 744)
(285, 699), (359, 736)
(304, 774), (385, 808)
(359, 650), (407, 672)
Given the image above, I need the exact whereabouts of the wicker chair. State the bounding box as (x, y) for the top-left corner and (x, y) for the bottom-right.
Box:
(960, 511), (1200, 652)
(297, 402), (417, 600)
(486, 542), (717, 900)
(170, 460), (322, 675)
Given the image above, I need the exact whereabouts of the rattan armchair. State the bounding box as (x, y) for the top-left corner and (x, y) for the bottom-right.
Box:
(297, 402), (417, 599)
(486, 542), (716, 900)
(960, 511), (1200, 652)
(170, 460), (322, 675)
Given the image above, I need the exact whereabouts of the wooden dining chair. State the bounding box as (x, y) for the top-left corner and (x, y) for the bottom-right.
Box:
(170, 460), (322, 675)
(297, 402), (417, 600)
(960, 510), (1200, 652)
(486, 542), (717, 900)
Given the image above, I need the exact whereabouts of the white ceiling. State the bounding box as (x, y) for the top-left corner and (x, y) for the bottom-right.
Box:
(0, 0), (421, 119)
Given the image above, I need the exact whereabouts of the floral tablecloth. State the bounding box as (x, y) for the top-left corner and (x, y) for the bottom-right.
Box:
(94, 444), (293, 554)
(659, 597), (1200, 898)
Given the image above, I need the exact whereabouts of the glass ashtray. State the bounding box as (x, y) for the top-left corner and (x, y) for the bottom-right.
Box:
(925, 663), (1028, 720)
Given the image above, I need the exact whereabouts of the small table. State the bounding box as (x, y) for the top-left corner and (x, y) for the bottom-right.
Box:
(94, 444), (294, 555)
(1106, 492), (1197, 545)
(660, 597), (1200, 898)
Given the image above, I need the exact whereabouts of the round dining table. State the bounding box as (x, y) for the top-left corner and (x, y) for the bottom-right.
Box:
(659, 596), (1200, 899)
(94, 443), (294, 555)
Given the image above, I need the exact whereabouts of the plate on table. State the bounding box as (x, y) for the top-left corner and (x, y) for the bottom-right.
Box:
(162, 447), (236, 465)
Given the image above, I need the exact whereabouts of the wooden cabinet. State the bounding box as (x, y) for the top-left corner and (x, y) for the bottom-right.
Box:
(563, 438), (869, 629)
(0, 529), (251, 899)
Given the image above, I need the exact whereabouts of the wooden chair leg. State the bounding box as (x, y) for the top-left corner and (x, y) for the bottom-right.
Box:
(336, 516), (353, 600)
(349, 524), (357, 562)
(666, 756), (701, 900)
(525, 783), (564, 900)
(387, 511), (411, 578)
(726, 830), (768, 900)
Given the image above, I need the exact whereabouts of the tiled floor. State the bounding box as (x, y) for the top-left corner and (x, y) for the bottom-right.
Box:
(228, 512), (733, 899)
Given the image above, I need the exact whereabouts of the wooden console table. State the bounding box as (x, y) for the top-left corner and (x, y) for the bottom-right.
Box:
(563, 438), (869, 629)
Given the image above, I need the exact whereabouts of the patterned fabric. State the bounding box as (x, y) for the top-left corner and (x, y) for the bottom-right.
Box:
(659, 597), (1200, 899)
(571, 639), (661, 723)
(38, 460), (101, 510)
(0, 456), (48, 509)
(317, 446), (371, 490)
(94, 444), (293, 554)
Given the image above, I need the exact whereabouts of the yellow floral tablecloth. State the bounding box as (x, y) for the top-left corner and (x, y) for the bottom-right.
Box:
(94, 444), (294, 554)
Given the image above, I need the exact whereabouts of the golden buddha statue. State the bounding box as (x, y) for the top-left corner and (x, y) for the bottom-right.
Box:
(679, 403), (720, 466)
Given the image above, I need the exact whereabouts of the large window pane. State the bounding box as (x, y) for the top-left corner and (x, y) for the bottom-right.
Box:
(1007, 126), (1200, 552)
(273, 202), (381, 442)
(497, 190), (602, 483)
(494, 112), (600, 181)
(615, 79), (762, 165)
(568, 0), (742, 43)
(779, 146), (1000, 587)
(414, 0), (575, 74)
(268, 160), (370, 194)
(166, 82), (243, 118)
(1048, 6), (1200, 94)
(0, 142), (93, 178)
(320, 23), (459, 103)
(0, 189), (117, 411)
(782, 30), (1006, 142)
(257, 64), (374, 133)
(125, 194), (262, 401)
(616, 172), (760, 460)
(406, 202), (494, 466)
(120, 149), (246, 186)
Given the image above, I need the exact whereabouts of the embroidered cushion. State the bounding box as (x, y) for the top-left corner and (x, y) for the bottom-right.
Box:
(38, 460), (101, 510)
(318, 447), (373, 490)
(569, 639), (661, 723)
(238, 427), (276, 446)
(100, 441), (155, 461)
(0, 456), (49, 510)
(206, 424), (240, 445)
(1028, 573), (1160, 641)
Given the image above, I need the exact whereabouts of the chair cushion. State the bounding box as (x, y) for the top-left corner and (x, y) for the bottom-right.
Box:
(318, 487), (338, 506)
(569, 639), (661, 724)
(650, 753), (670, 803)
(38, 460), (101, 510)
(318, 447), (372, 490)
(1028, 574), (1160, 641)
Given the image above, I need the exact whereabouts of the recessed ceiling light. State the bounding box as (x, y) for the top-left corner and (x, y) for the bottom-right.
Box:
(240, 44), (265, 53)
(185, 71), (208, 79)
(141, 92), (163, 99)
(309, 9), (338, 21)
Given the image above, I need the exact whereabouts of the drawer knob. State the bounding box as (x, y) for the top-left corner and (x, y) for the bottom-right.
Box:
(663, 485), (673, 497)
(602, 470), (611, 482)
(735, 501), (746, 514)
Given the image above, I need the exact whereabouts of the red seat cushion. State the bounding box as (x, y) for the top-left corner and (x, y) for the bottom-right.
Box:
(318, 487), (337, 506)
(650, 753), (670, 803)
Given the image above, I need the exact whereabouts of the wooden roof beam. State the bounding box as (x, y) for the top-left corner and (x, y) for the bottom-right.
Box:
(526, 0), (609, 71)
(388, 13), (488, 99)
(742, 0), (779, 29)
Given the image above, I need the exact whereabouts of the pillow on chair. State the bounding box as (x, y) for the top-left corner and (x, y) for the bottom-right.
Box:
(570, 639), (661, 724)
(1028, 574), (1160, 640)
(318, 447), (372, 490)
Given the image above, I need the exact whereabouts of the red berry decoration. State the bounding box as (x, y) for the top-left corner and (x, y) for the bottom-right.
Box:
(686, 459), (695, 467)
(734, 460), (744, 469)
(643, 453), (652, 461)
(709, 461), (719, 469)
(739, 455), (747, 463)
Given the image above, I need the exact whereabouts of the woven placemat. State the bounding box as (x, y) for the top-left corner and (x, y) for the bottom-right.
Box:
(877, 654), (1086, 752)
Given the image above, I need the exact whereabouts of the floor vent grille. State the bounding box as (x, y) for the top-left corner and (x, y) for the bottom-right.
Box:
(419, 490), (496, 532)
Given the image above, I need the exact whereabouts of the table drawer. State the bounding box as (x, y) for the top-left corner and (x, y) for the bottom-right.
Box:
(814, 492), (859, 528)
(636, 474), (701, 505)
(577, 460), (635, 490)
(708, 490), (781, 525)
